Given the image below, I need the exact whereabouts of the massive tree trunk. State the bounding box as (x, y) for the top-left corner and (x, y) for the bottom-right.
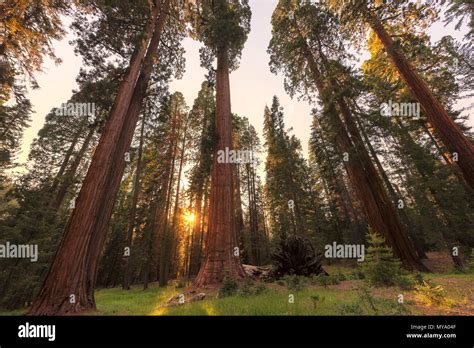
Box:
(297, 28), (426, 271)
(122, 113), (146, 290)
(85, 2), (169, 299)
(365, 10), (474, 190)
(394, 119), (467, 268)
(193, 46), (246, 287)
(352, 109), (428, 259)
(28, 2), (168, 315)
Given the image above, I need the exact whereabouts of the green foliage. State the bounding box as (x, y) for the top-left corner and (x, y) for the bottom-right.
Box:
(263, 97), (323, 239)
(233, 114), (271, 265)
(309, 294), (326, 310)
(414, 280), (452, 307)
(189, 0), (251, 70)
(310, 274), (340, 287)
(238, 280), (267, 297)
(281, 275), (308, 291)
(466, 248), (474, 273)
(218, 277), (239, 298)
(337, 302), (364, 315)
(361, 229), (412, 288)
(348, 269), (365, 280)
(336, 285), (411, 315)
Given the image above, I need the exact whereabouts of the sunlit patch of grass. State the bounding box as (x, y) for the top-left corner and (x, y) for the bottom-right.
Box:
(95, 283), (175, 316)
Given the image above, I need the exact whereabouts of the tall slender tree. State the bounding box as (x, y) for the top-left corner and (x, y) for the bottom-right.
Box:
(28, 0), (182, 315)
(188, 0), (251, 286)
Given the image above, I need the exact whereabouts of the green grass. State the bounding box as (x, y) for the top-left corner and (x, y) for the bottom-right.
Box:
(94, 284), (176, 315)
(0, 308), (26, 316)
(1, 269), (472, 316)
(155, 287), (359, 316)
(94, 280), (425, 316)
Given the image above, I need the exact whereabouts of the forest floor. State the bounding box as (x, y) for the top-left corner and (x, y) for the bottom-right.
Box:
(88, 267), (473, 316)
(1, 260), (472, 316)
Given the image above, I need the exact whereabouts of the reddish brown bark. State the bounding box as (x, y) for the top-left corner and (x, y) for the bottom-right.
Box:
(165, 116), (188, 283)
(193, 46), (246, 287)
(28, 1), (168, 315)
(365, 11), (474, 190)
(298, 29), (427, 271)
(122, 113), (146, 290)
(352, 109), (427, 259)
(157, 105), (180, 287)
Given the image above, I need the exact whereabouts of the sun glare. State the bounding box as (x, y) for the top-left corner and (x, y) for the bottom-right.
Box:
(184, 211), (195, 225)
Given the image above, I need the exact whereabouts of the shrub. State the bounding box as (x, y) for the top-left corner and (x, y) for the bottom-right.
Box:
(337, 285), (411, 315)
(337, 302), (363, 315)
(334, 271), (347, 281)
(281, 274), (308, 291)
(254, 283), (267, 295)
(361, 228), (411, 287)
(395, 274), (415, 290)
(218, 277), (239, 298)
(276, 279), (286, 287)
(348, 269), (365, 280)
(238, 279), (255, 297)
(237, 279), (268, 297)
(311, 274), (340, 287)
(414, 280), (453, 307)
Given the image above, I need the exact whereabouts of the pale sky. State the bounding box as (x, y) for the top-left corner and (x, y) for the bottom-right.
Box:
(11, 0), (473, 177)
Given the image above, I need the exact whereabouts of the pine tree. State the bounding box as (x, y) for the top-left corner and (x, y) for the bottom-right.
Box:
(361, 228), (406, 287)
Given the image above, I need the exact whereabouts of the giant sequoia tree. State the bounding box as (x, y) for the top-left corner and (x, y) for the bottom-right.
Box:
(268, 1), (427, 271)
(359, 23), (474, 267)
(189, 0), (251, 286)
(28, 0), (181, 315)
(1, 0), (472, 316)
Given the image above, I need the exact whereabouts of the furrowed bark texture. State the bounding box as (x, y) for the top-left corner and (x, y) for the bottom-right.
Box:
(194, 46), (246, 287)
